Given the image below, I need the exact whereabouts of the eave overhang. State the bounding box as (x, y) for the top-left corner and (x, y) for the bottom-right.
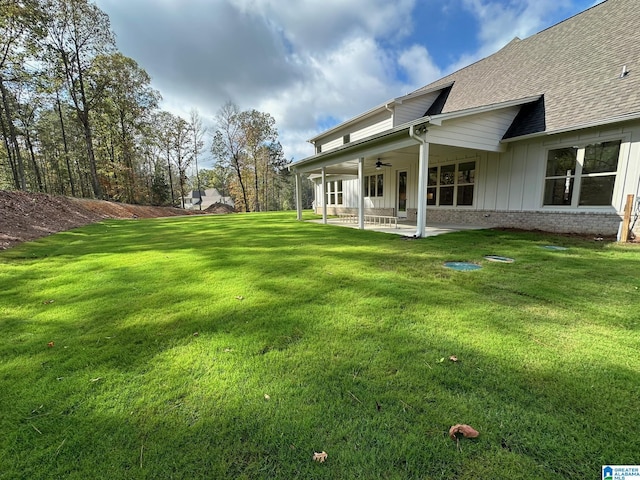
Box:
(292, 95), (542, 174)
(501, 110), (640, 143)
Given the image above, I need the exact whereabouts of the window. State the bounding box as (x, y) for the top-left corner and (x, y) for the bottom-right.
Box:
(316, 144), (322, 154)
(343, 134), (350, 144)
(325, 180), (343, 205)
(427, 161), (476, 206)
(364, 174), (383, 197)
(543, 140), (620, 207)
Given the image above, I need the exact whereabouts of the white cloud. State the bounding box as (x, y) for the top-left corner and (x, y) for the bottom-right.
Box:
(95, 0), (595, 163)
(458, 0), (573, 63)
(398, 45), (442, 88)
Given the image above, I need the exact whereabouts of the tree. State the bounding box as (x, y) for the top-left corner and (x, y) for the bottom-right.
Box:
(172, 115), (192, 208)
(0, 0), (44, 190)
(188, 108), (205, 209)
(44, 0), (116, 198)
(211, 101), (250, 211)
(238, 109), (277, 212)
(90, 52), (160, 202)
(211, 102), (287, 213)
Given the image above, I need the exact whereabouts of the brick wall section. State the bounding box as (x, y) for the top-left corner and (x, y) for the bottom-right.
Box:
(316, 207), (638, 237)
(425, 210), (623, 236)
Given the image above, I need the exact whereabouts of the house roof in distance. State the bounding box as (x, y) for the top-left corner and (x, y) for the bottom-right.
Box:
(417, 0), (640, 136)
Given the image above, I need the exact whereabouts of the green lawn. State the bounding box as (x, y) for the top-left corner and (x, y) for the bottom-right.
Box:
(1, 212), (638, 479)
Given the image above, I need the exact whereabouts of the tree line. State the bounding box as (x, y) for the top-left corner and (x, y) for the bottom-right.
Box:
(0, 0), (312, 211)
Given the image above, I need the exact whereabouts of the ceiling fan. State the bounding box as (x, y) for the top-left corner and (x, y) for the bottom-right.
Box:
(375, 158), (392, 170)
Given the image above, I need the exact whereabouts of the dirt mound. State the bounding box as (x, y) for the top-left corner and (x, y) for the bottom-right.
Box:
(204, 202), (235, 214)
(0, 190), (200, 250)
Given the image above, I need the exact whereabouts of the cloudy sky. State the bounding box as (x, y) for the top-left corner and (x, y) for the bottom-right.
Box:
(94, 0), (601, 167)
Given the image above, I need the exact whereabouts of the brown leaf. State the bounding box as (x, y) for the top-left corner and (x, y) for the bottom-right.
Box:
(235, 296), (244, 301)
(449, 424), (480, 440)
(47, 341), (54, 348)
(449, 355), (458, 362)
(312, 451), (328, 463)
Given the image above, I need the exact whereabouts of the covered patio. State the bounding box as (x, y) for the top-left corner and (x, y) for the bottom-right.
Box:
(290, 97), (540, 238)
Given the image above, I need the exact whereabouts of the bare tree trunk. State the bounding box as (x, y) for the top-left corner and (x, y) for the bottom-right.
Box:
(253, 156), (260, 212)
(232, 158), (250, 212)
(166, 149), (175, 206)
(0, 103), (19, 188)
(56, 92), (76, 196)
(25, 130), (43, 191)
(0, 75), (25, 189)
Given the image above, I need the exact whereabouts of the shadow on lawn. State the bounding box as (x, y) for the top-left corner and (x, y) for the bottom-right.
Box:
(1, 215), (639, 478)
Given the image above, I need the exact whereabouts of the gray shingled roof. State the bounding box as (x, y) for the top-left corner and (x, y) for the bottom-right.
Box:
(417, 0), (640, 136)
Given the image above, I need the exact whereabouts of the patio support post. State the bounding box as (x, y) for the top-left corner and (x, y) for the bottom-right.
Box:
(358, 157), (365, 229)
(321, 166), (327, 224)
(295, 173), (303, 221)
(410, 124), (429, 238)
(416, 141), (429, 237)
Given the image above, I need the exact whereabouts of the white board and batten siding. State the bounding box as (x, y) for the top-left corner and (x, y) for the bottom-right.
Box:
(477, 121), (640, 213)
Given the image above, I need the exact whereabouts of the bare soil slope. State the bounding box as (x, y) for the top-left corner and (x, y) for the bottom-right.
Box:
(0, 190), (201, 250)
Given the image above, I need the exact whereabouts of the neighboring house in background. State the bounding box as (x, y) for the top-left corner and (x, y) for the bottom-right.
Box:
(181, 189), (235, 210)
(290, 0), (640, 237)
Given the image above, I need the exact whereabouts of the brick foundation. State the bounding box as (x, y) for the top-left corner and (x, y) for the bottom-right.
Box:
(317, 207), (635, 237)
(424, 209), (623, 236)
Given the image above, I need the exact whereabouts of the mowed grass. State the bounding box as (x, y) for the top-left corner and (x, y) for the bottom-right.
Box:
(0, 212), (638, 479)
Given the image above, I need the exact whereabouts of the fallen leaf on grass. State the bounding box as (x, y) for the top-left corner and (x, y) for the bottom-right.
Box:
(90, 377), (102, 382)
(47, 342), (54, 348)
(312, 451), (328, 463)
(43, 299), (55, 305)
(449, 355), (458, 362)
(264, 394), (270, 400)
(449, 424), (479, 440)
(235, 296), (244, 301)
(193, 332), (199, 337)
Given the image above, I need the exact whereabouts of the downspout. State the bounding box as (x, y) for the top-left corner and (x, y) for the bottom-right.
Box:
(409, 123), (429, 238)
(384, 103), (394, 125)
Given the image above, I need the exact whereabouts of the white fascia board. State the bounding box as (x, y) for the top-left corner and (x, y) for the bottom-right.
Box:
(306, 83), (453, 144)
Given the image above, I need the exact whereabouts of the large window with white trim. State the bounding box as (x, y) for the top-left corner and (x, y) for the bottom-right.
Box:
(427, 161), (476, 206)
(325, 180), (343, 205)
(364, 174), (383, 197)
(543, 140), (620, 207)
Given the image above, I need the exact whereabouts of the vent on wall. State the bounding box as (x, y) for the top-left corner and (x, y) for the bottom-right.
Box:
(620, 65), (630, 78)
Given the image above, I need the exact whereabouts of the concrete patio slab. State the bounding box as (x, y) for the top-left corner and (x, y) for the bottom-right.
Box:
(308, 218), (486, 237)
